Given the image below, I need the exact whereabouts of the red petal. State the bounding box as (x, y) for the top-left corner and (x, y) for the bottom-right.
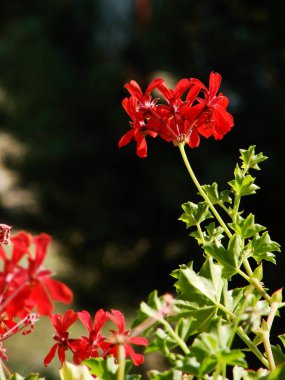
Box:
(173, 78), (191, 100)
(209, 72), (222, 100)
(118, 130), (134, 148)
(128, 336), (148, 346)
(188, 128), (200, 148)
(62, 309), (78, 331)
(107, 309), (126, 334)
(44, 343), (58, 366)
(124, 81), (143, 101)
(44, 278), (73, 304)
(78, 310), (92, 332)
(145, 78), (164, 94)
(33, 233), (51, 267)
(124, 344), (144, 366)
(135, 136), (148, 158)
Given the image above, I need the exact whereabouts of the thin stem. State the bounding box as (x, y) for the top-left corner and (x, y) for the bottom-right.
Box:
(262, 326), (276, 371)
(236, 326), (269, 368)
(178, 143), (232, 239)
(116, 343), (126, 380)
(159, 318), (190, 355)
(197, 223), (206, 245)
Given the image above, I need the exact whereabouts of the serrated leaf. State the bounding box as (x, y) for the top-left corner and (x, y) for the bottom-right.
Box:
(204, 235), (242, 279)
(229, 214), (265, 239)
(249, 232), (280, 264)
(202, 182), (232, 205)
(240, 146), (268, 171)
(174, 264), (219, 305)
(228, 165), (260, 196)
(84, 357), (117, 380)
(179, 201), (212, 228)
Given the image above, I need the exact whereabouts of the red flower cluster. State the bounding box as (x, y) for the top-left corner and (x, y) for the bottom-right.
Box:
(0, 229), (73, 361)
(44, 308), (148, 367)
(119, 72), (234, 157)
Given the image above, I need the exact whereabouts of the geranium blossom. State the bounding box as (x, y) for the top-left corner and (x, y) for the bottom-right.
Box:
(106, 309), (148, 366)
(44, 309), (79, 366)
(119, 72), (234, 157)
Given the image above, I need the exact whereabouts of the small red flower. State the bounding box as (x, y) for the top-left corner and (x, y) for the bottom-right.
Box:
(44, 309), (78, 366)
(106, 309), (148, 366)
(120, 72), (234, 157)
(74, 309), (110, 363)
(192, 72), (234, 140)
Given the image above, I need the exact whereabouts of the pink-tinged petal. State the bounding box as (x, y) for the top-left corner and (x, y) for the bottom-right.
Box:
(145, 78), (164, 94)
(128, 336), (148, 346)
(118, 130), (134, 148)
(44, 343), (58, 366)
(188, 128), (200, 148)
(209, 72), (222, 100)
(44, 278), (73, 304)
(33, 233), (51, 267)
(62, 309), (78, 331)
(124, 344), (144, 366)
(173, 78), (191, 100)
(107, 309), (126, 334)
(78, 310), (92, 332)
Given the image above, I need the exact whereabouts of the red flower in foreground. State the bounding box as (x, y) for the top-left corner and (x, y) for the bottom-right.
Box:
(119, 72), (234, 157)
(106, 309), (148, 366)
(44, 309), (78, 366)
(3, 232), (73, 317)
(74, 309), (110, 363)
(192, 72), (234, 140)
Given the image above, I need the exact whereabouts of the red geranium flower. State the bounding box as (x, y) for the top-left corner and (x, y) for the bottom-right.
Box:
(74, 309), (110, 363)
(5, 233), (73, 316)
(44, 309), (78, 366)
(106, 309), (148, 366)
(192, 72), (234, 140)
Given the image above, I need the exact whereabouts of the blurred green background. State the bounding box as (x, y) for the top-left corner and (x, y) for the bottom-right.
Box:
(1, 0), (285, 376)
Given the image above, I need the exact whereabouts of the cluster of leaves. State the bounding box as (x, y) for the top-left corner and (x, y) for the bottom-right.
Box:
(130, 146), (285, 379)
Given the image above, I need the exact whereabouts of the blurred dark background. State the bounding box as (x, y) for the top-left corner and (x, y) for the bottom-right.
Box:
(0, 0), (285, 352)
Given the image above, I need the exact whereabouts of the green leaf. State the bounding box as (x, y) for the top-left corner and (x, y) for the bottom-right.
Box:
(229, 213), (265, 239)
(204, 234), (242, 279)
(228, 164), (260, 196)
(179, 201), (212, 228)
(239, 146), (268, 171)
(174, 263), (219, 305)
(271, 344), (285, 366)
(9, 375), (44, 380)
(84, 357), (117, 380)
(249, 232), (281, 264)
(202, 182), (232, 205)
(148, 369), (183, 380)
(266, 362), (285, 379)
(176, 319), (247, 377)
(233, 367), (269, 380)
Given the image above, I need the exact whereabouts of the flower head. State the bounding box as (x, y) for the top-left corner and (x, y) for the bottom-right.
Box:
(44, 309), (79, 366)
(119, 72), (234, 157)
(106, 309), (148, 366)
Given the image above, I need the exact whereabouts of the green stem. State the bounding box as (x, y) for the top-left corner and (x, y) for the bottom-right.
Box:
(178, 143), (232, 239)
(236, 326), (269, 368)
(159, 318), (190, 355)
(116, 343), (126, 380)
